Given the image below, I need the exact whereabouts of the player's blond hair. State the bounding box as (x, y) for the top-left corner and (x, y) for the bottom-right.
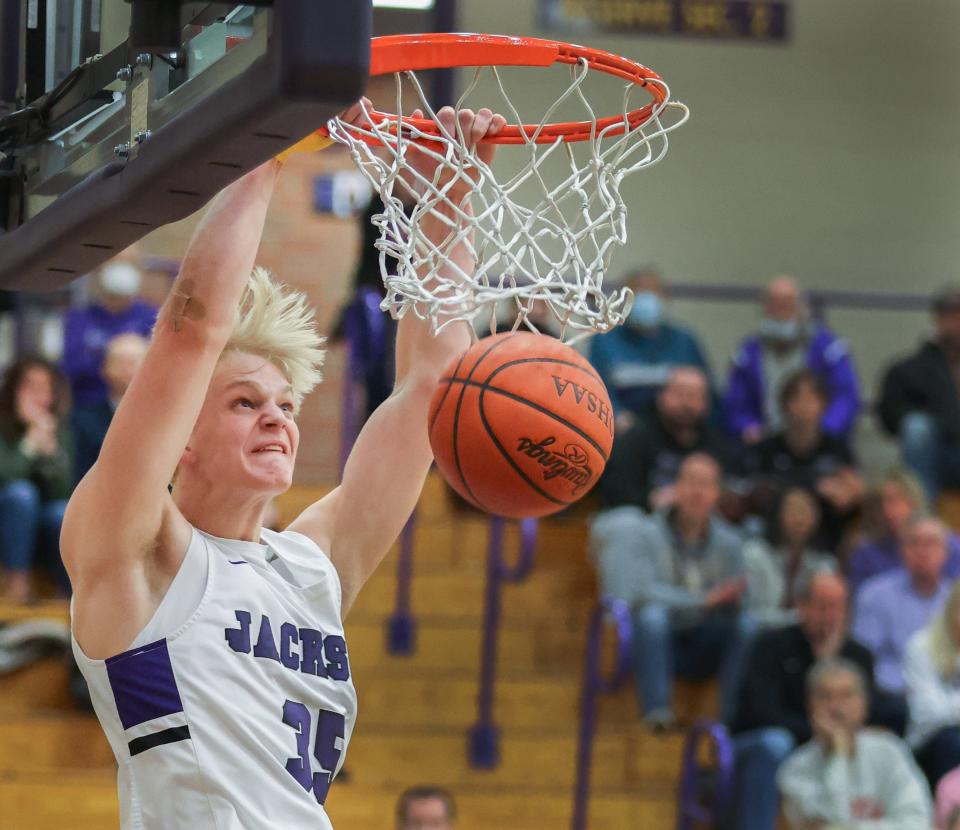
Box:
(223, 266), (325, 408)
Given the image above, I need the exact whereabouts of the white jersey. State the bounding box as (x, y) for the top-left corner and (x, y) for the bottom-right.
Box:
(72, 526), (357, 829)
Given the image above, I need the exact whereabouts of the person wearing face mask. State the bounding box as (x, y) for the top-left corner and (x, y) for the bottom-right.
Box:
(724, 275), (861, 445)
(61, 250), (158, 408)
(878, 286), (960, 504)
(589, 268), (714, 431)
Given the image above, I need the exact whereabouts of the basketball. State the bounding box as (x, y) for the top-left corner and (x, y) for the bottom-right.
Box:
(428, 332), (615, 519)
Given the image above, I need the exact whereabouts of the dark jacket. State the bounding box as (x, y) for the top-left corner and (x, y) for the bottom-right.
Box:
(729, 624), (874, 743)
(877, 340), (960, 443)
(596, 408), (737, 510)
(0, 423), (74, 500)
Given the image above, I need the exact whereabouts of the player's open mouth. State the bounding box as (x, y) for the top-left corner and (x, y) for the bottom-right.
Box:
(253, 444), (287, 454)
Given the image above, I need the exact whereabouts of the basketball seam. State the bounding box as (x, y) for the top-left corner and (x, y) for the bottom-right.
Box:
(449, 334), (521, 512)
(441, 377), (611, 463)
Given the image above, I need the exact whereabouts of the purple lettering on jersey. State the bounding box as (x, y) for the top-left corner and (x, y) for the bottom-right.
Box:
(323, 636), (350, 682)
(279, 623), (300, 670)
(299, 628), (328, 678)
(105, 639), (184, 730)
(253, 614), (280, 663)
(225, 610), (351, 682)
(225, 610), (252, 653)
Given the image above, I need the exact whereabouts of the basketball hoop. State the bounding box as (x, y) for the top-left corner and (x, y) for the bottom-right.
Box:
(326, 33), (690, 340)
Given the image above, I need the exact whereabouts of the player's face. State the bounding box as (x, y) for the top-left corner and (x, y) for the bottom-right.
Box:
(190, 352), (300, 494)
(399, 797), (453, 830)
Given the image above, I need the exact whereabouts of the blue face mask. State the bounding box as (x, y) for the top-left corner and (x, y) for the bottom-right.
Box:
(628, 292), (664, 330)
(759, 317), (801, 343)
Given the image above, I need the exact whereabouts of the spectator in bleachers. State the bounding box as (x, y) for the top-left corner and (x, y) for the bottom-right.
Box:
(743, 487), (836, 628)
(589, 268), (713, 430)
(878, 285), (960, 503)
(847, 468), (960, 595)
(905, 580), (960, 790)
(596, 366), (735, 512)
(777, 658), (931, 830)
(62, 253), (157, 407)
(590, 453), (751, 731)
(747, 369), (864, 550)
(0, 357), (74, 602)
(395, 785), (456, 830)
(852, 516), (953, 736)
(71, 333), (148, 480)
(724, 275), (861, 443)
(729, 571), (875, 830)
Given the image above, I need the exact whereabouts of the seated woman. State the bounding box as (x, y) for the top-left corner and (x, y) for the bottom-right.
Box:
(744, 487), (836, 628)
(905, 580), (960, 789)
(0, 357), (74, 602)
(847, 467), (960, 595)
(746, 369), (864, 551)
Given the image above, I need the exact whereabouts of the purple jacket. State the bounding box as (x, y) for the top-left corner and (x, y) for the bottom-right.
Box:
(724, 326), (861, 438)
(62, 301), (158, 406)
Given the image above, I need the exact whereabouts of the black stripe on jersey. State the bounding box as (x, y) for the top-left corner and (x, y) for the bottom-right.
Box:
(128, 725), (192, 757)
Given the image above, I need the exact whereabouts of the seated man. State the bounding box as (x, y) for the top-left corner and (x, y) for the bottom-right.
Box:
(590, 453), (751, 730)
(724, 275), (861, 443)
(589, 268), (713, 430)
(852, 516), (953, 725)
(596, 365), (735, 512)
(847, 467), (960, 595)
(877, 285), (960, 503)
(777, 658), (931, 830)
(729, 571), (875, 830)
(395, 786), (456, 830)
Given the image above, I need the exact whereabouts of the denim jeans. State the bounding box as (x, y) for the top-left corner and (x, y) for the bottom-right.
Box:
(0, 479), (69, 590)
(730, 727), (796, 830)
(900, 412), (960, 504)
(631, 603), (757, 722)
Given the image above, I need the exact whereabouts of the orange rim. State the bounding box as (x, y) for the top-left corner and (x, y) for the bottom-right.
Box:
(332, 32), (668, 145)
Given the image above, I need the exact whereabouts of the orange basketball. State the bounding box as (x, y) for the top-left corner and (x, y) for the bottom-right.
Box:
(428, 332), (615, 519)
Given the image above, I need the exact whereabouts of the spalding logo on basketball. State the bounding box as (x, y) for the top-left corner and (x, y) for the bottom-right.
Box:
(428, 332), (615, 519)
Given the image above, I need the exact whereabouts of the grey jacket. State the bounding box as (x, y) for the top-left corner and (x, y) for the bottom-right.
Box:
(590, 506), (745, 627)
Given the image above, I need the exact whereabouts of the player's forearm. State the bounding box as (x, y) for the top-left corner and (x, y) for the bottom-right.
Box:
(156, 161), (280, 342)
(395, 201), (473, 385)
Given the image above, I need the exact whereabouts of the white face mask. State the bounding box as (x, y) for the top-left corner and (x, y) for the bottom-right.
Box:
(99, 262), (142, 297)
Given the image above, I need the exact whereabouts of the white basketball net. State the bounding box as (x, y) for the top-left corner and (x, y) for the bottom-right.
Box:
(327, 58), (689, 341)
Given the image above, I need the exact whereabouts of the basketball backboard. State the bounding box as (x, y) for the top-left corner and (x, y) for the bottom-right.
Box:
(0, 1), (373, 292)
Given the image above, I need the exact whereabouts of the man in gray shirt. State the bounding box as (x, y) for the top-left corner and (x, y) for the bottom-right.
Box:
(591, 452), (752, 730)
(778, 658), (931, 829)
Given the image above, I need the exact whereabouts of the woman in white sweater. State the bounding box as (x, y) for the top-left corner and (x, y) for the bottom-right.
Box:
(904, 579), (960, 789)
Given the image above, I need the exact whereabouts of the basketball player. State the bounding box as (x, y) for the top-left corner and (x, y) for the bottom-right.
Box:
(61, 101), (506, 828)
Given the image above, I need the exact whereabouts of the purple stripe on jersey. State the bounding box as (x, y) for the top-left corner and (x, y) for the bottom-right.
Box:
(105, 639), (184, 730)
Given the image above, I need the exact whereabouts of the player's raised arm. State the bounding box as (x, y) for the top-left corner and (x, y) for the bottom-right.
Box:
(62, 162), (280, 593)
(289, 107), (506, 615)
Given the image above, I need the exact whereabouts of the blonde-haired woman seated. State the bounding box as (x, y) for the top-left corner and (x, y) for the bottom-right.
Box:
(847, 467), (960, 595)
(905, 579), (960, 790)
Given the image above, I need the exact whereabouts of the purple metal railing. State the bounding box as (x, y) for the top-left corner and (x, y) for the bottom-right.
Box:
(572, 596), (633, 830)
(386, 514), (417, 654)
(676, 719), (736, 830)
(468, 516), (538, 768)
